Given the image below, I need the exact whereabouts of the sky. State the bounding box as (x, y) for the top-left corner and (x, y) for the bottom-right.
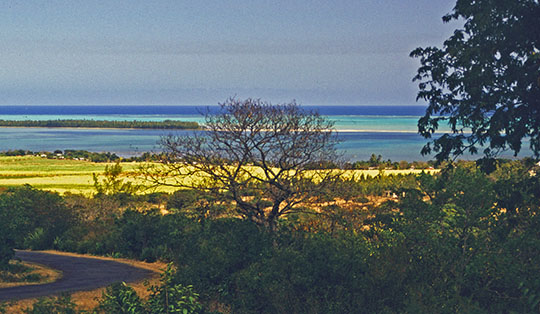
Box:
(0, 1), (459, 106)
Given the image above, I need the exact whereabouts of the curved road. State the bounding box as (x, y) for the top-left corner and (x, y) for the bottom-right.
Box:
(0, 250), (155, 301)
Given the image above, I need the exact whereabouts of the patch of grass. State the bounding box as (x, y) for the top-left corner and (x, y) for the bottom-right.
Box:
(0, 261), (61, 288)
(0, 261), (35, 278)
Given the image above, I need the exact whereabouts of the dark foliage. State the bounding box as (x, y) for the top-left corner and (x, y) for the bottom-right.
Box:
(411, 0), (540, 162)
(23, 294), (77, 314)
(4, 158), (540, 312)
(364, 163), (540, 312)
(231, 233), (370, 313)
(94, 282), (145, 314)
(0, 149), (120, 162)
(0, 186), (72, 268)
(0, 119), (199, 130)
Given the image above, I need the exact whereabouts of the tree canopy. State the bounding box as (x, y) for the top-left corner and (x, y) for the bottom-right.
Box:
(143, 98), (341, 231)
(411, 0), (540, 164)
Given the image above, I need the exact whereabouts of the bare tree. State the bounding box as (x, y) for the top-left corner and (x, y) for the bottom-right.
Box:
(142, 98), (341, 231)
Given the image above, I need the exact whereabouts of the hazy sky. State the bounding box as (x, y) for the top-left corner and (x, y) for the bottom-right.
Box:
(0, 1), (459, 106)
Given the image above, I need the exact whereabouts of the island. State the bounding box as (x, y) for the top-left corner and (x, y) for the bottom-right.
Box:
(0, 119), (200, 130)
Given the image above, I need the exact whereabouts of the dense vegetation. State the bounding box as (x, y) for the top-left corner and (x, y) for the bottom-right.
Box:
(0, 119), (199, 130)
(0, 149), (439, 168)
(2, 159), (540, 312)
(346, 153), (436, 170)
(0, 149), (121, 162)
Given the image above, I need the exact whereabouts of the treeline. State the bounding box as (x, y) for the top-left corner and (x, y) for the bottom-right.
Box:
(0, 149), (167, 163)
(306, 154), (437, 170)
(63, 150), (120, 162)
(0, 149), (440, 167)
(309, 154), (525, 171)
(0, 119), (199, 129)
(0, 149), (120, 162)
(347, 153), (436, 170)
(2, 159), (540, 312)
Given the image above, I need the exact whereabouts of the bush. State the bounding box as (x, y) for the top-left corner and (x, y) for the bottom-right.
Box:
(23, 294), (77, 314)
(112, 209), (191, 261)
(94, 282), (145, 314)
(167, 190), (198, 211)
(23, 228), (49, 250)
(146, 264), (203, 314)
(95, 265), (203, 314)
(232, 233), (370, 313)
(0, 186), (72, 248)
(171, 218), (272, 302)
(362, 164), (540, 312)
(0, 186), (71, 268)
(0, 238), (15, 270)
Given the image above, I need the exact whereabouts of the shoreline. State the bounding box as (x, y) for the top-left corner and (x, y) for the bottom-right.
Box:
(0, 125), (199, 131)
(0, 125), (442, 134)
(0, 119), (199, 130)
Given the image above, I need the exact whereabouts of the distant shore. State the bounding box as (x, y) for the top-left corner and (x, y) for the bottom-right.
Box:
(0, 119), (200, 130)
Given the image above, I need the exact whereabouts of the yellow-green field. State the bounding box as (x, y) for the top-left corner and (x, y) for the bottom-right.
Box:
(0, 156), (438, 195)
(0, 156), (143, 195)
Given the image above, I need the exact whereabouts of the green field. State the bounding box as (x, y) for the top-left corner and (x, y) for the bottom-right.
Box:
(0, 156), (142, 195)
(0, 156), (438, 195)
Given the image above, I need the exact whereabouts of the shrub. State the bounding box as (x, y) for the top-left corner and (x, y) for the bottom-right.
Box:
(0, 185), (71, 268)
(94, 265), (203, 314)
(232, 233), (370, 313)
(167, 190), (198, 211)
(145, 264), (203, 314)
(94, 282), (145, 314)
(23, 228), (49, 250)
(112, 209), (191, 261)
(23, 294), (77, 314)
(171, 218), (272, 302)
(0, 186), (72, 249)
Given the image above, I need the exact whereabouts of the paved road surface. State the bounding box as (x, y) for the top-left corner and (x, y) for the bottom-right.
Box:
(0, 250), (155, 301)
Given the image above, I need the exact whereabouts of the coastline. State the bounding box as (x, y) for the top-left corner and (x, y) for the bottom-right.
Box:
(0, 120), (200, 131)
(0, 126), (423, 133)
(0, 125), (199, 131)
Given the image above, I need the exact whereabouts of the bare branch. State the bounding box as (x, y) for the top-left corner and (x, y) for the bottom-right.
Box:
(141, 98), (341, 231)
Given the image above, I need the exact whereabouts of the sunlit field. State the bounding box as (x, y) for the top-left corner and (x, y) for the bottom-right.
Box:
(0, 156), (142, 195)
(0, 156), (438, 195)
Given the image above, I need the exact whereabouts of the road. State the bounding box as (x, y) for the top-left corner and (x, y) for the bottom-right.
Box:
(0, 250), (155, 301)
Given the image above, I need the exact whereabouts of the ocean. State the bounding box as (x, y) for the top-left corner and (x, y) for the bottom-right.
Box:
(0, 105), (509, 162)
(0, 105), (427, 116)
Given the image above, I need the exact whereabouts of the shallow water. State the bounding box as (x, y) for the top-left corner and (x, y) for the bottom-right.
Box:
(0, 105), (530, 161)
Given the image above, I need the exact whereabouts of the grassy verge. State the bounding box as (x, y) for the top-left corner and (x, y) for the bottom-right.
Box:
(0, 260), (62, 289)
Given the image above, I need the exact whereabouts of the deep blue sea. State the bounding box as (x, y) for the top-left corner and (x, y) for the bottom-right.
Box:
(0, 105), (523, 161)
(0, 105), (427, 116)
